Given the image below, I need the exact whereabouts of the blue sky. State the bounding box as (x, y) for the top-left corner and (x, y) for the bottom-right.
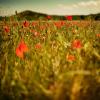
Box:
(0, 0), (100, 16)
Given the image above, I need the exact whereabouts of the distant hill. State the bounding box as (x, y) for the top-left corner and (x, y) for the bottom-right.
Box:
(14, 10), (48, 20)
(0, 10), (100, 20)
(13, 10), (66, 20)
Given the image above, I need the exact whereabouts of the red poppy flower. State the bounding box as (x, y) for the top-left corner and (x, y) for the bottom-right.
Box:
(40, 26), (46, 30)
(65, 16), (72, 21)
(47, 15), (52, 20)
(66, 55), (75, 61)
(35, 43), (42, 49)
(31, 22), (37, 27)
(4, 26), (10, 33)
(54, 22), (62, 28)
(16, 47), (24, 58)
(72, 40), (82, 49)
(23, 21), (30, 27)
(61, 21), (65, 26)
(96, 33), (100, 37)
(34, 32), (40, 37)
(19, 40), (28, 52)
(16, 40), (28, 59)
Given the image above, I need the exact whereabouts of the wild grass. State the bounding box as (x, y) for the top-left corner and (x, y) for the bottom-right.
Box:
(0, 19), (100, 100)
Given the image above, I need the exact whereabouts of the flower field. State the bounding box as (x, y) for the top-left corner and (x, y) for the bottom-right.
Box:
(0, 19), (100, 100)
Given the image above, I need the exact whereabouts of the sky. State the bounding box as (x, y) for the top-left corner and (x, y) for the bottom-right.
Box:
(0, 0), (100, 16)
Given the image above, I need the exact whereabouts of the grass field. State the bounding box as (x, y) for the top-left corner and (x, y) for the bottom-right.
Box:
(0, 19), (100, 100)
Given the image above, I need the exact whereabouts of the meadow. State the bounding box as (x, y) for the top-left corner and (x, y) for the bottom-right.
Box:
(0, 18), (100, 100)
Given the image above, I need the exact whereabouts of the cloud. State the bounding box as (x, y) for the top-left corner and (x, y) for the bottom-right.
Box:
(56, 0), (100, 15)
(0, 6), (14, 16)
(78, 0), (99, 7)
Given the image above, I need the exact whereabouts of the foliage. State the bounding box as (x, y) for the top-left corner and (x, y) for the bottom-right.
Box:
(0, 19), (100, 100)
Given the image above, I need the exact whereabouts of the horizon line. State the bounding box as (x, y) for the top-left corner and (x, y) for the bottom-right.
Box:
(0, 9), (100, 17)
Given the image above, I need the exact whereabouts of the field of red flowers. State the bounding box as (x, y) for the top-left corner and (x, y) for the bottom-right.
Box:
(0, 18), (100, 100)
